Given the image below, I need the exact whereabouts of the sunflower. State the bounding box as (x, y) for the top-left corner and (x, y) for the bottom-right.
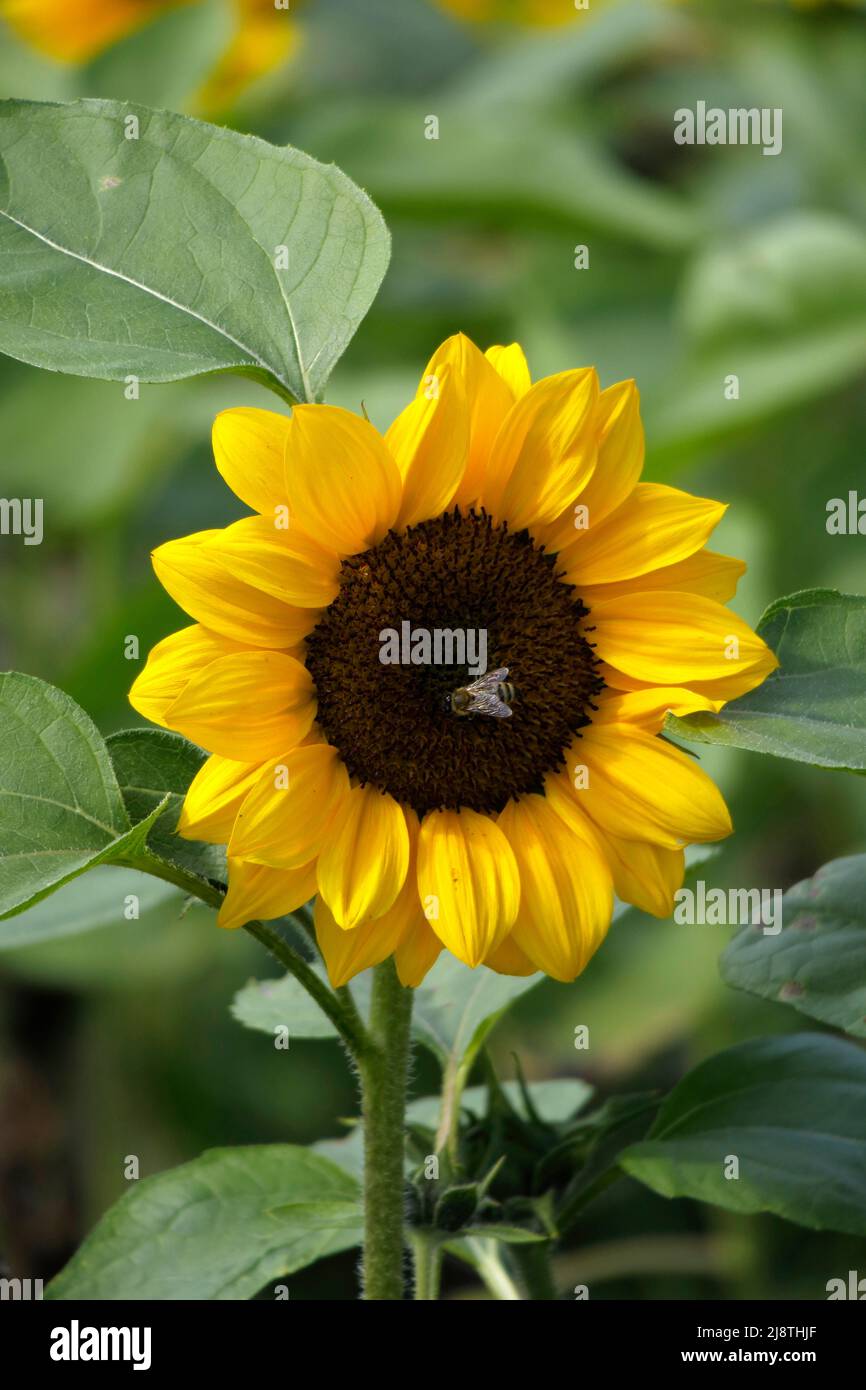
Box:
(130, 335), (777, 989)
(435, 0), (596, 26)
(0, 0), (297, 111)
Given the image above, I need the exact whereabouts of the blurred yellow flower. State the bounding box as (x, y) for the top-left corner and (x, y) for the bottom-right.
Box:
(0, 0), (297, 110)
(131, 336), (777, 989)
(436, 0), (595, 25)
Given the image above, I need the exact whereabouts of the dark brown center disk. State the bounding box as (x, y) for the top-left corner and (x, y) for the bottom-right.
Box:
(304, 509), (603, 816)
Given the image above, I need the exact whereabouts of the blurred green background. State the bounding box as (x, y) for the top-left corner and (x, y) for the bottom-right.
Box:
(1, 0), (865, 1299)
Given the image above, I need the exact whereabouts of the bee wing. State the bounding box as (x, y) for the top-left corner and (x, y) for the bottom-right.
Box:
(466, 689), (513, 718)
(465, 667), (509, 695)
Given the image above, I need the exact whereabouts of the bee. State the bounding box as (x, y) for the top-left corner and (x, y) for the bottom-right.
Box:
(450, 668), (515, 719)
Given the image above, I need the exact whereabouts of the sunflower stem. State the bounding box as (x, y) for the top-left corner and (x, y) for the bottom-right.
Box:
(359, 958), (414, 1300)
(409, 1232), (443, 1300)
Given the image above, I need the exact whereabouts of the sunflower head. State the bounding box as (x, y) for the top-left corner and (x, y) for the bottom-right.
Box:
(130, 334), (777, 988)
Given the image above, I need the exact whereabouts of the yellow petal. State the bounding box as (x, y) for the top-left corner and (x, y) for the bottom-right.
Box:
(594, 685), (722, 732)
(591, 591), (779, 687)
(485, 343), (531, 399)
(483, 368), (599, 530)
(178, 754), (265, 844)
(580, 549), (746, 607)
(196, 0), (298, 114)
(164, 650), (315, 761)
(560, 483), (726, 586)
(386, 361), (470, 527)
(539, 378), (644, 552)
(316, 786), (410, 930)
(201, 515), (339, 609)
(229, 742), (350, 869)
(498, 793), (613, 982)
(409, 336), (515, 510)
(315, 894), (409, 989)
(395, 917), (443, 987)
(285, 405), (401, 555)
(553, 723), (732, 850)
(128, 624), (246, 726)
(152, 530), (315, 649)
(212, 407), (290, 518)
(0, 0), (154, 62)
(483, 934), (537, 977)
(218, 856), (317, 931)
(592, 824), (684, 919)
(417, 808), (520, 967)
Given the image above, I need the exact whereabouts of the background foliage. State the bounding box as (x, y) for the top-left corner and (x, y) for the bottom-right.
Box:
(1, 0), (865, 1298)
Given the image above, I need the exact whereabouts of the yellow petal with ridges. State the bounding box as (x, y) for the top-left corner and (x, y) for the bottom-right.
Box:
(128, 624), (246, 727)
(417, 808), (520, 967)
(386, 361), (470, 527)
(152, 530), (315, 649)
(411, 336), (515, 510)
(591, 824), (684, 920)
(553, 723), (733, 850)
(560, 483), (726, 586)
(178, 754), (265, 844)
(593, 685), (722, 732)
(212, 407), (290, 518)
(485, 342), (531, 399)
(229, 742), (350, 870)
(315, 895), (409, 989)
(498, 793), (613, 983)
(165, 651), (314, 761)
(395, 917), (443, 987)
(204, 516), (339, 608)
(484, 934), (537, 977)
(580, 549), (745, 607)
(483, 368), (599, 530)
(285, 405), (401, 555)
(592, 591), (779, 687)
(539, 378), (644, 552)
(316, 786), (410, 930)
(218, 856), (317, 931)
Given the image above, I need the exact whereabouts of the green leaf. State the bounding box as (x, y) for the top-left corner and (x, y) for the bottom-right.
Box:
(107, 728), (225, 885)
(0, 672), (131, 917)
(232, 962), (343, 1042)
(47, 1145), (362, 1300)
(412, 952), (542, 1071)
(720, 854), (866, 1038)
(620, 1034), (866, 1237)
(667, 590), (866, 771)
(0, 98), (390, 402)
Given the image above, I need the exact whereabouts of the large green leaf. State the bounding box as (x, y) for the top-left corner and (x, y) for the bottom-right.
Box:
(107, 727), (225, 884)
(667, 590), (866, 771)
(47, 1145), (362, 1300)
(0, 672), (143, 916)
(232, 963), (345, 1042)
(0, 99), (390, 402)
(721, 854), (866, 1038)
(620, 1034), (866, 1236)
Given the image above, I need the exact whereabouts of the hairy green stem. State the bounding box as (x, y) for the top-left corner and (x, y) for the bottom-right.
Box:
(359, 959), (414, 1300)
